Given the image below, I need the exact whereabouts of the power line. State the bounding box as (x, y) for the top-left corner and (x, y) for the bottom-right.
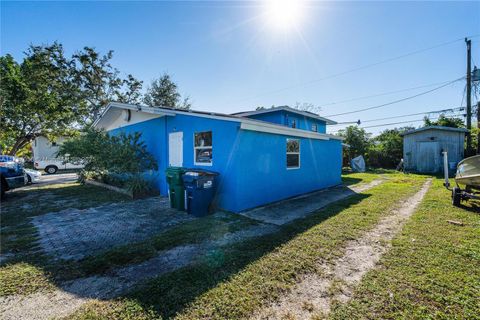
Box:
(330, 114), (465, 132)
(317, 79), (459, 108)
(360, 114), (466, 129)
(328, 106), (463, 126)
(328, 113), (466, 133)
(360, 107), (464, 123)
(325, 77), (465, 117)
(231, 35), (479, 104)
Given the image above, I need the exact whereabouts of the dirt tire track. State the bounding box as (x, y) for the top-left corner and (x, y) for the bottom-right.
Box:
(253, 179), (432, 320)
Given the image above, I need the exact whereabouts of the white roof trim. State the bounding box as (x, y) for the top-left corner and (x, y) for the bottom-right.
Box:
(240, 122), (343, 140)
(93, 102), (177, 127)
(94, 102), (343, 141)
(233, 106), (337, 125)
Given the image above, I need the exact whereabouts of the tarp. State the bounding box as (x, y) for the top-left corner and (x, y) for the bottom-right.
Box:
(351, 155), (366, 172)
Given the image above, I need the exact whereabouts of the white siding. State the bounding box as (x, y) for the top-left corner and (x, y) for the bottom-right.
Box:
(32, 136), (67, 160)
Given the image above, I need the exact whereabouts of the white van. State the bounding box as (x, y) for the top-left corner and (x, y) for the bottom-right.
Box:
(32, 136), (84, 174)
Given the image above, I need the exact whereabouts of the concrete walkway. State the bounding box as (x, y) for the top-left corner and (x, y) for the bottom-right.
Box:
(238, 179), (384, 225)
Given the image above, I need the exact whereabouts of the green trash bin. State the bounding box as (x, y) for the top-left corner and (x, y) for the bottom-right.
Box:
(165, 167), (186, 210)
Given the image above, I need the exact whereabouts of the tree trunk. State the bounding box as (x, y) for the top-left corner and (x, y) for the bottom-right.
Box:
(7, 137), (28, 156)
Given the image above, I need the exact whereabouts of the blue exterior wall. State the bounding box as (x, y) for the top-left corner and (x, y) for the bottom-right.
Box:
(109, 117), (166, 193)
(165, 114), (241, 210)
(108, 112), (342, 213)
(225, 130), (342, 212)
(246, 110), (327, 133)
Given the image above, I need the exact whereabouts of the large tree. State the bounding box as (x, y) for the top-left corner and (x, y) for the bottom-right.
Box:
(337, 126), (371, 161)
(0, 44), (85, 155)
(424, 114), (465, 128)
(367, 127), (413, 168)
(143, 73), (191, 109)
(1, 43), (144, 155)
(73, 47), (143, 121)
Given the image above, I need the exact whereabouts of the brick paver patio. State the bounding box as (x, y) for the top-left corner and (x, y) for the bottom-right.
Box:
(32, 196), (194, 260)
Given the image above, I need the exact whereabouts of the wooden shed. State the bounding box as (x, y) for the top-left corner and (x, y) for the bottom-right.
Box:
(401, 126), (467, 173)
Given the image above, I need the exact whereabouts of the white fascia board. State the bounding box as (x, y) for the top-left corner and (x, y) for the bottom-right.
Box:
(93, 102), (176, 129)
(240, 122), (343, 140)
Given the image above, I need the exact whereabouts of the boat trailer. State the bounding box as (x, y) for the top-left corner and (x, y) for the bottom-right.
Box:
(443, 151), (480, 206)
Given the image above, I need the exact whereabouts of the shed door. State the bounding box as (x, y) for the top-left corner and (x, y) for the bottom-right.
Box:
(169, 132), (183, 167)
(417, 141), (439, 173)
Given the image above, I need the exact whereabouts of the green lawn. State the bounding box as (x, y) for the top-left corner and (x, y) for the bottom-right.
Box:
(0, 170), (380, 298)
(4, 172), (475, 320)
(69, 174), (427, 320)
(329, 179), (480, 320)
(71, 170), (385, 278)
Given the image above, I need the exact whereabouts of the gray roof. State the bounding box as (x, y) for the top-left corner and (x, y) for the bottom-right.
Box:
(401, 126), (468, 136)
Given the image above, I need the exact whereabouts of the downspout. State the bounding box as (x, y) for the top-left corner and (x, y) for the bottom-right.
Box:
(162, 116), (169, 194)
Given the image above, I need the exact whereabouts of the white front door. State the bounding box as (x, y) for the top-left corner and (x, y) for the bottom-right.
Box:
(169, 132), (183, 167)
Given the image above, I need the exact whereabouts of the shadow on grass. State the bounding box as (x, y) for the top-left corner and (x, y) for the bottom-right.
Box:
(113, 193), (370, 319)
(457, 201), (480, 213)
(341, 176), (363, 186)
(2, 181), (369, 319)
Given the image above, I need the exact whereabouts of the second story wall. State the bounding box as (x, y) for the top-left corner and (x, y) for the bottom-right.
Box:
(245, 110), (327, 133)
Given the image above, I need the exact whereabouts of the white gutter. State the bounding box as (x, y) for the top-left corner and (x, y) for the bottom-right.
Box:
(240, 122), (343, 140)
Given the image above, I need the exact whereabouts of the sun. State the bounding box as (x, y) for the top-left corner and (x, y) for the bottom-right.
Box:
(264, 0), (306, 32)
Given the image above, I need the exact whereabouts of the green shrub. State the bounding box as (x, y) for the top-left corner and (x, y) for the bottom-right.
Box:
(124, 174), (155, 198)
(58, 128), (158, 174)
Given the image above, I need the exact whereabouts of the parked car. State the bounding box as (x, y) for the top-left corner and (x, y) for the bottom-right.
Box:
(0, 155), (26, 200)
(24, 169), (42, 184)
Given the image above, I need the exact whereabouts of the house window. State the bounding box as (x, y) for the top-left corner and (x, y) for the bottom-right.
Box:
(311, 124), (318, 132)
(291, 119), (296, 128)
(194, 131), (212, 165)
(286, 138), (300, 169)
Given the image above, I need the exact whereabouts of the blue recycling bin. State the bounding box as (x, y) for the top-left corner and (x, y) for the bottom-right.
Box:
(182, 170), (219, 217)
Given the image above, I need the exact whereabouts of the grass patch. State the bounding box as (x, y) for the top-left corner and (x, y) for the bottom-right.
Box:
(69, 174), (426, 320)
(58, 170), (388, 279)
(329, 179), (480, 319)
(0, 262), (54, 296)
(341, 168), (402, 186)
(74, 212), (258, 277)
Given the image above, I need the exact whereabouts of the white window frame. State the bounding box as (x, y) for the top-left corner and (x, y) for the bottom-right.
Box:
(311, 123), (318, 132)
(286, 138), (300, 170)
(193, 131), (213, 166)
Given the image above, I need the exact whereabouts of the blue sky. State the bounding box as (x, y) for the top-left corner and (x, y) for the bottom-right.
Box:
(1, 1), (479, 134)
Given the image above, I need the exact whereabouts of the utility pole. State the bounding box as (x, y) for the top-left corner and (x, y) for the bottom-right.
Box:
(466, 38), (472, 156)
(477, 101), (480, 155)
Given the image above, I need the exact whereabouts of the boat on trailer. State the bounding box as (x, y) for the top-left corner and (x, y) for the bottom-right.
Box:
(443, 152), (480, 206)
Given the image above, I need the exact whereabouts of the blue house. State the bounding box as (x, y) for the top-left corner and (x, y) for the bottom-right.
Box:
(94, 103), (343, 213)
